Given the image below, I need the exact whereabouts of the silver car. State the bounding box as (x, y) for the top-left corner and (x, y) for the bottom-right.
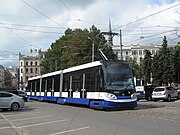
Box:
(0, 91), (25, 111)
(152, 86), (179, 102)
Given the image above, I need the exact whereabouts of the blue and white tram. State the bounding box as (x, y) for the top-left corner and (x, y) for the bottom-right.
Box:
(27, 60), (137, 109)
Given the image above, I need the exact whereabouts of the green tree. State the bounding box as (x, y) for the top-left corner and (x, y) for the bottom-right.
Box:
(128, 57), (140, 79)
(173, 45), (180, 83)
(142, 50), (152, 84)
(152, 36), (175, 85)
(41, 26), (117, 74)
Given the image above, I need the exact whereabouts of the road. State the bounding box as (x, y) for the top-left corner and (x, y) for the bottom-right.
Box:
(0, 99), (180, 135)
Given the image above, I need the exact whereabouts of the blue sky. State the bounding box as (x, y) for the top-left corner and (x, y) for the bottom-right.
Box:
(0, 0), (180, 67)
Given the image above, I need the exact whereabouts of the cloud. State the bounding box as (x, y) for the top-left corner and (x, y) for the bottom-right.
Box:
(0, 0), (180, 67)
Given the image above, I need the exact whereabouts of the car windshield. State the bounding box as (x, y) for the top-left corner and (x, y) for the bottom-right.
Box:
(154, 88), (165, 92)
(105, 62), (134, 91)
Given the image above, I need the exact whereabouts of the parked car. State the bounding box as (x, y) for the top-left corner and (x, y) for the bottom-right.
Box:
(135, 85), (156, 101)
(152, 86), (179, 102)
(7, 90), (28, 102)
(0, 91), (25, 111)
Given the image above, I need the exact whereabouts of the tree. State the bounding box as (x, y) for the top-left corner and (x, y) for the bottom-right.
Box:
(173, 45), (180, 83)
(142, 50), (152, 84)
(152, 36), (175, 85)
(128, 57), (140, 79)
(41, 26), (117, 74)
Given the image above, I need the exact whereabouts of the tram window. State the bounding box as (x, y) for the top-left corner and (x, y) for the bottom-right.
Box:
(36, 80), (40, 92)
(47, 79), (52, 92)
(31, 82), (35, 92)
(86, 72), (96, 92)
(72, 75), (83, 92)
(42, 80), (46, 92)
(54, 78), (60, 92)
(63, 76), (70, 92)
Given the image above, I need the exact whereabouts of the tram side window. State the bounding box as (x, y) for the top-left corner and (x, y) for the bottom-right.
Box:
(36, 80), (40, 92)
(42, 80), (46, 92)
(47, 79), (52, 92)
(86, 72), (98, 92)
(27, 82), (31, 92)
(63, 76), (70, 92)
(54, 77), (60, 92)
(32, 81), (35, 92)
(72, 75), (83, 92)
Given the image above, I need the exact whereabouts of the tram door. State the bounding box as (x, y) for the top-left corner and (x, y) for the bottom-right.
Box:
(80, 74), (87, 98)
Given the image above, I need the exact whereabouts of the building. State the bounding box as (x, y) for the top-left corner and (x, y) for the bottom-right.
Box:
(4, 67), (18, 89)
(112, 44), (162, 63)
(19, 50), (46, 90)
(0, 65), (5, 88)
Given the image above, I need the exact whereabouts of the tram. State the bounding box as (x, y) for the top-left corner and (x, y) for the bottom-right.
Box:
(27, 60), (137, 109)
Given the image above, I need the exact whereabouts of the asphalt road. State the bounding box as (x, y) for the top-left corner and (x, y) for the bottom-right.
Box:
(0, 99), (180, 135)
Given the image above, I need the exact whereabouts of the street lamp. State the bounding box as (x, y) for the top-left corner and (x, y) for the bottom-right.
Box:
(88, 37), (95, 62)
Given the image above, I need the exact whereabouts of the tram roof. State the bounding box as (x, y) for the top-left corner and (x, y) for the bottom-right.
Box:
(63, 61), (102, 73)
(41, 70), (62, 78)
(28, 75), (41, 81)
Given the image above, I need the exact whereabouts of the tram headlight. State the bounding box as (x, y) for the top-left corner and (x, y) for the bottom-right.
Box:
(105, 93), (117, 100)
(131, 93), (137, 99)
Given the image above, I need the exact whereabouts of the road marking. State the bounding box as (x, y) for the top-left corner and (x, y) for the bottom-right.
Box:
(18, 119), (67, 128)
(3, 112), (41, 117)
(50, 126), (90, 135)
(0, 126), (14, 130)
(0, 114), (23, 134)
(11, 115), (52, 122)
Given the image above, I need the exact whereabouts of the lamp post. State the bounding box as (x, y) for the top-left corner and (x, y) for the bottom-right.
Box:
(119, 29), (123, 60)
(92, 41), (94, 62)
(88, 37), (95, 62)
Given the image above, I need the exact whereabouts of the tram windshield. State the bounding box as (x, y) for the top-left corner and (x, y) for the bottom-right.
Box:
(105, 61), (134, 91)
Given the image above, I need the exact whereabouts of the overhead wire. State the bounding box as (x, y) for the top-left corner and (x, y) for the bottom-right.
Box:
(113, 3), (180, 30)
(124, 29), (176, 45)
(0, 22), (64, 29)
(0, 22), (42, 50)
(19, 0), (66, 29)
(0, 25), (63, 34)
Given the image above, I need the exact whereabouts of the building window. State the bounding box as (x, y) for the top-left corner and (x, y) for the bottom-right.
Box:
(21, 76), (23, 82)
(30, 68), (33, 73)
(26, 62), (28, 66)
(21, 62), (23, 66)
(35, 68), (38, 74)
(26, 76), (28, 82)
(132, 50), (137, 55)
(35, 61), (38, 66)
(126, 51), (128, 55)
(21, 68), (23, 73)
(139, 50), (142, 55)
(30, 62), (33, 66)
(26, 68), (28, 73)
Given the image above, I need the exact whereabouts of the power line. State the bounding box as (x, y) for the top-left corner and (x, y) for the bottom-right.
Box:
(113, 3), (180, 30)
(19, 0), (66, 29)
(124, 29), (175, 44)
(0, 22), (64, 29)
(57, 0), (79, 20)
(0, 25), (63, 34)
(0, 23), (41, 49)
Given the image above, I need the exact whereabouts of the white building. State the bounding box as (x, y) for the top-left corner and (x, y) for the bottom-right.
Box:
(19, 51), (45, 89)
(0, 65), (5, 88)
(112, 44), (162, 63)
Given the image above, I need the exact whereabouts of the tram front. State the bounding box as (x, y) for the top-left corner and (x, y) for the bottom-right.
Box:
(102, 60), (137, 109)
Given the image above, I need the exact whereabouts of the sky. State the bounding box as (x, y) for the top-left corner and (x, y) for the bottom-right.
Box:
(0, 0), (180, 67)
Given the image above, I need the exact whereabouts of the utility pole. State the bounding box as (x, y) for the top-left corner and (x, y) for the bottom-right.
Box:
(92, 41), (94, 62)
(119, 30), (123, 60)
